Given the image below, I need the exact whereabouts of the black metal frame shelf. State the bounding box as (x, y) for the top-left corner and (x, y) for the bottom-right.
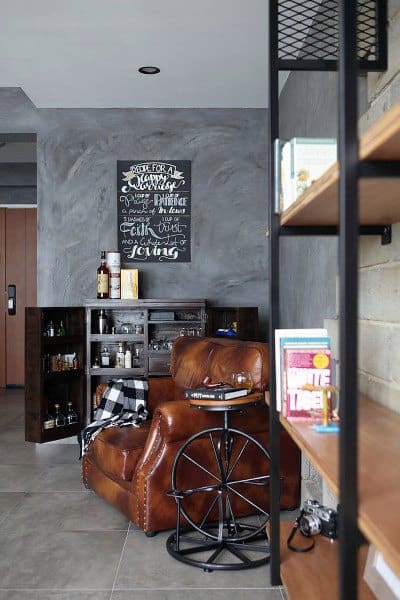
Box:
(277, 0), (387, 72)
(268, 1), (389, 598)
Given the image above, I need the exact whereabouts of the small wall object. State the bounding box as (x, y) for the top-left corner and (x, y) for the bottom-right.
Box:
(121, 269), (138, 299)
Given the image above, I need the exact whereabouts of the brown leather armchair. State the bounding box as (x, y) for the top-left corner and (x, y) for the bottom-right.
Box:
(82, 336), (300, 535)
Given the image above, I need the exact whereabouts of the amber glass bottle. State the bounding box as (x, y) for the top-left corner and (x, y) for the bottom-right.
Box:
(97, 251), (109, 299)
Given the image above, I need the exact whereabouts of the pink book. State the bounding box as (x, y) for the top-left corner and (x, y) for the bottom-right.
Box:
(283, 348), (331, 418)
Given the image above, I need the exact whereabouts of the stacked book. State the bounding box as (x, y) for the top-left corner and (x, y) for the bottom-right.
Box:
(275, 328), (333, 418)
(184, 386), (249, 400)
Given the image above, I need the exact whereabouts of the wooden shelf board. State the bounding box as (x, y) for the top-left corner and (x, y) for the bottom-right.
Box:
(278, 521), (374, 600)
(280, 99), (400, 227)
(276, 394), (400, 579)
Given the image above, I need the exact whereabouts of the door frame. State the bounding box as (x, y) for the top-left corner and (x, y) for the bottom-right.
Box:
(0, 209), (5, 387)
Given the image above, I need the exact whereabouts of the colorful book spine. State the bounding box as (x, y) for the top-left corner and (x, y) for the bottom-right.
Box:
(283, 348), (332, 418)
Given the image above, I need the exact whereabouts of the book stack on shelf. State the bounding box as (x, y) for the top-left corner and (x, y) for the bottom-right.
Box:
(275, 328), (336, 424)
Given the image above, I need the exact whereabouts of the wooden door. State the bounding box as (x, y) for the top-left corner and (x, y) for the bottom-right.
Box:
(0, 208), (37, 387)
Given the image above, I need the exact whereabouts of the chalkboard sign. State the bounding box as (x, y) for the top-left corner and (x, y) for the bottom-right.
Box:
(117, 160), (191, 263)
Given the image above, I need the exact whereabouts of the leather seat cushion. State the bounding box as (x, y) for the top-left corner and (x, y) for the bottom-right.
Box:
(87, 423), (151, 482)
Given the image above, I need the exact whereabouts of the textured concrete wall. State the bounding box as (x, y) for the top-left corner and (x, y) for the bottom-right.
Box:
(0, 89), (269, 336)
(279, 71), (339, 330)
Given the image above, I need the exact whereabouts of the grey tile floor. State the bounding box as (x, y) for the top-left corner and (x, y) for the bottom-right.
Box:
(0, 388), (287, 600)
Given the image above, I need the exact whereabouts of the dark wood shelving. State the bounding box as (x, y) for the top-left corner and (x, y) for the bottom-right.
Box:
(25, 307), (85, 443)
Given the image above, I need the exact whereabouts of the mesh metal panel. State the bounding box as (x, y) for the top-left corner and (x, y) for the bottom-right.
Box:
(278, 1), (386, 70)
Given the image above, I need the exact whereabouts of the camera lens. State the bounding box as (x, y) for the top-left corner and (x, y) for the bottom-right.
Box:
(299, 514), (322, 537)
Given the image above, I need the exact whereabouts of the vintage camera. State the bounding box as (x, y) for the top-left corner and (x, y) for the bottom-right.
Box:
(299, 499), (338, 539)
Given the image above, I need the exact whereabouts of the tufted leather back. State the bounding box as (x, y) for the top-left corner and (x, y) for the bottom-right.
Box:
(170, 336), (269, 400)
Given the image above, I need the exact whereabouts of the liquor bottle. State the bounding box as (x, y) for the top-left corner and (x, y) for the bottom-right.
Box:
(57, 321), (66, 336)
(43, 411), (55, 430)
(116, 342), (125, 368)
(101, 346), (110, 367)
(56, 353), (63, 371)
(98, 309), (108, 334)
(124, 347), (132, 369)
(54, 404), (66, 427)
(72, 352), (79, 369)
(47, 320), (55, 337)
(66, 402), (79, 425)
(97, 251), (109, 299)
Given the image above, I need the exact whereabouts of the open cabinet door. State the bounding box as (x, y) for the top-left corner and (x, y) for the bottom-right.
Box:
(0, 207), (37, 387)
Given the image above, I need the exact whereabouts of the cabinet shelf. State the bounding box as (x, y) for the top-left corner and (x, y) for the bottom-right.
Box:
(89, 334), (144, 342)
(42, 335), (83, 346)
(89, 367), (144, 376)
(280, 100), (400, 227)
(44, 369), (84, 381)
(271, 394), (400, 579)
(148, 320), (201, 325)
(276, 522), (374, 600)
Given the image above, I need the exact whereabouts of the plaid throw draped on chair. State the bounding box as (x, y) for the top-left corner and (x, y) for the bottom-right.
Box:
(79, 378), (149, 458)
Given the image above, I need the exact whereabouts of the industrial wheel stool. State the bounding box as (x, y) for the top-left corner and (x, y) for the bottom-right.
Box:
(166, 393), (271, 571)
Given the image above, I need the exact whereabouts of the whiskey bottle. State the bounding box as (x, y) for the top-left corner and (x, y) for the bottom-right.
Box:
(54, 404), (66, 427)
(43, 411), (55, 430)
(97, 251), (109, 299)
(116, 342), (125, 368)
(66, 402), (79, 425)
(124, 347), (132, 369)
(100, 346), (110, 367)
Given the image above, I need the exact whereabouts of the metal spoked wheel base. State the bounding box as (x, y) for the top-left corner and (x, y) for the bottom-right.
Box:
(166, 420), (271, 571)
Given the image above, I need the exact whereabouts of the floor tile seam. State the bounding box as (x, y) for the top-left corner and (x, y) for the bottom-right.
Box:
(111, 525), (131, 593)
(0, 588), (115, 592)
(110, 586), (277, 591)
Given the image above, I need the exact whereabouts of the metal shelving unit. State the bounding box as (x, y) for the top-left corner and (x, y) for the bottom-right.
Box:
(267, 1), (389, 597)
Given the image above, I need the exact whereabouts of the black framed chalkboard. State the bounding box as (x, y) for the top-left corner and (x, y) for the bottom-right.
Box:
(117, 160), (191, 263)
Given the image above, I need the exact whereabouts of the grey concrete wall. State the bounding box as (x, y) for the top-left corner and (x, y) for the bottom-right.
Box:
(278, 71), (338, 330)
(0, 88), (269, 336)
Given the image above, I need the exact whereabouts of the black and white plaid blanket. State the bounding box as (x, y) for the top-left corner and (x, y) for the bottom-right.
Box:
(79, 378), (149, 458)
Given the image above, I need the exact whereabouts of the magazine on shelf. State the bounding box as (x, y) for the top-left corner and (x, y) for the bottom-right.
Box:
(282, 347), (332, 418)
(280, 137), (337, 210)
(274, 328), (328, 412)
(184, 386), (249, 401)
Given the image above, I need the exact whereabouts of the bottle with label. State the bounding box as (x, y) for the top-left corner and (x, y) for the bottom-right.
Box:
(66, 402), (79, 425)
(116, 342), (125, 368)
(98, 309), (108, 334)
(97, 251), (109, 299)
(57, 320), (66, 336)
(72, 352), (79, 369)
(47, 320), (55, 337)
(43, 411), (55, 430)
(124, 346), (132, 369)
(54, 403), (66, 427)
(101, 346), (110, 367)
(57, 353), (63, 371)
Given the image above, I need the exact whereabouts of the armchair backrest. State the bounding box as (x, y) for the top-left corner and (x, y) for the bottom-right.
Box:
(170, 336), (269, 400)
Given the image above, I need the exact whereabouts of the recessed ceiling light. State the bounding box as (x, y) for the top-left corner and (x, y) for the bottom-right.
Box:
(138, 66), (160, 75)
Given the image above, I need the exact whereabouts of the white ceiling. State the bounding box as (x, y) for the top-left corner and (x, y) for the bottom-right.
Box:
(0, 0), (269, 109)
